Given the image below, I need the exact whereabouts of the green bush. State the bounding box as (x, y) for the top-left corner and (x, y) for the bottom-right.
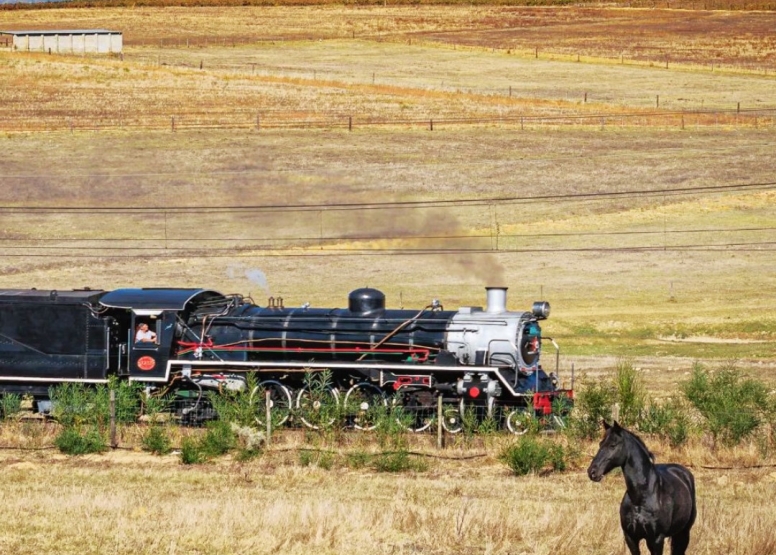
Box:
(373, 450), (428, 473)
(177, 421), (238, 464)
(206, 373), (259, 427)
(49, 380), (142, 428)
(296, 370), (341, 435)
(682, 362), (771, 446)
(180, 436), (206, 465)
(614, 359), (647, 428)
(54, 427), (106, 455)
(0, 393), (22, 420)
(142, 425), (172, 455)
(199, 420), (236, 458)
(500, 436), (567, 475)
(567, 376), (616, 439)
(639, 396), (692, 447)
(374, 399), (412, 450)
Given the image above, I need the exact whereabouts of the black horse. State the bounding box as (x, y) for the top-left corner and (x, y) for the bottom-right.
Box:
(587, 421), (696, 555)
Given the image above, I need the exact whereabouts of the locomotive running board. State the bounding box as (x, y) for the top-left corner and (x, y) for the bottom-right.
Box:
(135, 359), (508, 385)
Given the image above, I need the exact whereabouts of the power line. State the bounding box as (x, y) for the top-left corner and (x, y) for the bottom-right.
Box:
(1, 225), (774, 245)
(1, 180), (775, 213)
(2, 241), (776, 258)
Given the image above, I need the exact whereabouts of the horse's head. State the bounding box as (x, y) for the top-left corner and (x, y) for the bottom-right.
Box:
(587, 420), (628, 482)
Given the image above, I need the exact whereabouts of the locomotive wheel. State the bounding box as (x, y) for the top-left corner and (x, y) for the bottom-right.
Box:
(296, 384), (340, 430)
(343, 382), (387, 431)
(396, 391), (435, 433)
(505, 408), (533, 435)
(441, 399), (465, 434)
(250, 380), (293, 429)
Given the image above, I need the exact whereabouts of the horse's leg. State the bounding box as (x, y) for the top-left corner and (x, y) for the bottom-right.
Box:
(670, 529), (691, 555)
(645, 538), (665, 555)
(624, 535), (642, 555)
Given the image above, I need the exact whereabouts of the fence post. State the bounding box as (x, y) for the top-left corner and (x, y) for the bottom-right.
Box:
(256, 114), (260, 131)
(437, 394), (444, 449)
(584, 92), (587, 103)
(681, 112), (685, 130)
(109, 389), (117, 449)
(171, 116), (175, 132)
(429, 119), (433, 131)
(265, 389), (271, 446)
(737, 102), (740, 113)
(348, 115), (352, 131)
(656, 95), (659, 108)
(509, 86), (512, 97)
(535, 46), (538, 59)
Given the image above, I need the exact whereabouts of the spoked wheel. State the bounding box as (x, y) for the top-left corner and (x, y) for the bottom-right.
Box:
(344, 382), (387, 431)
(441, 398), (465, 434)
(505, 408), (533, 435)
(250, 380), (293, 428)
(296, 384), (340, 430)
(397, 391), (436, 433)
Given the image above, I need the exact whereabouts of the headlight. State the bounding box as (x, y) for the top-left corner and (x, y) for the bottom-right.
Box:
(532, 301), (550, 320)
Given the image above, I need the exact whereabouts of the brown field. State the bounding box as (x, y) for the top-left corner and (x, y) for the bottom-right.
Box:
(1, 6), (776, 554)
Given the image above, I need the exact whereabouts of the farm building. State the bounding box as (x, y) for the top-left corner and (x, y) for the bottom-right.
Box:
(0, 29), (122, 54)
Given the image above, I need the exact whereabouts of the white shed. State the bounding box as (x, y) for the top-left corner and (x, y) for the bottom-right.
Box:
(0, 29), (122, 54)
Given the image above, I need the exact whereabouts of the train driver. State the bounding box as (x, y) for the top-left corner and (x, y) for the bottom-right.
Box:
(135, 322), (157, 344)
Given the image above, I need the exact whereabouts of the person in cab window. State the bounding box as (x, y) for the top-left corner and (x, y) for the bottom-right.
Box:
(135, 322), (157, 344)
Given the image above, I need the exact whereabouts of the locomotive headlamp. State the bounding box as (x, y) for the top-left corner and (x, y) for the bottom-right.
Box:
(532, 301), (550, 320)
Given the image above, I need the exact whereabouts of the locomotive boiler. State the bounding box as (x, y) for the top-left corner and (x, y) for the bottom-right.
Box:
(0, 285), (572, 433)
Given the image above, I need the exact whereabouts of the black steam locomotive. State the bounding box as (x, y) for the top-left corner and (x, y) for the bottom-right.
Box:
(0, 286), (573, 433)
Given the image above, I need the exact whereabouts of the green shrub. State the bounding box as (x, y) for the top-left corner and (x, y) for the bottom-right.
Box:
(639, 396), (692, 447)
(346, 450), (372, 469)
(142, 425), (172, 455)
(49, 380), (142, 428)
(206, 373), (259, 427)
(682, 362), (771, 445)
(296, 370), (341, 435)
(500, 436), (567, 475)
(54, 427), (106, 455)
(567, 376), (616, 439)
(180, 436), (206, 465)
(199, 420), (236, 458)
(614, 359), (646, 428)
(373, 450), (428, 473)
(374, 399), (411, 450)
(0, 393), (22, 420)
(299, 449), (315, 467)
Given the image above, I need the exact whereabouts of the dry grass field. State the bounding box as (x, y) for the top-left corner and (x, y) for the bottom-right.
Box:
(1, 5), (776, 554)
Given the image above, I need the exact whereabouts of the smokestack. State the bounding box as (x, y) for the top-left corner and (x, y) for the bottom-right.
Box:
(485, 287), (507, 314)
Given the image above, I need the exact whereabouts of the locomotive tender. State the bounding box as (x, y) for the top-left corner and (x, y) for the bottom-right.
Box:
(0, 285), (572, 432)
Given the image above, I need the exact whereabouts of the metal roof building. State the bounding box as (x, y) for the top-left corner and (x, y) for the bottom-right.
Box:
(0, 29), (122, 54)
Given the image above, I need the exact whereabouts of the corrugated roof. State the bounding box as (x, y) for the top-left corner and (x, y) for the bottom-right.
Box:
(0, 29), (121, 36)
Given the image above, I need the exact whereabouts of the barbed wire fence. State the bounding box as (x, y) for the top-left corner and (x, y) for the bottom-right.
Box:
(1, 107), (773, 134)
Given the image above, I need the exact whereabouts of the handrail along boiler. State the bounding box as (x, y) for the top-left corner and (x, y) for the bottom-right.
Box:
(0, 286), (573, 431)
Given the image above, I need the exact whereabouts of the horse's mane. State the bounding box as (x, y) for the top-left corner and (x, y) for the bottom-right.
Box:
(620, 425), (656, 464)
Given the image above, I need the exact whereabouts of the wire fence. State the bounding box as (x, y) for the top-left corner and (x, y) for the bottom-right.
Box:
(1, 107), (774, 133)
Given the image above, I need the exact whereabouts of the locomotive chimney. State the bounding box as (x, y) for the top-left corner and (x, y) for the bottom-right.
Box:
(485, 287), (507, 314)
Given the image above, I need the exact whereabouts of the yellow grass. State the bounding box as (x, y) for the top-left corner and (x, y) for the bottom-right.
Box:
(1, 8), (776, 551)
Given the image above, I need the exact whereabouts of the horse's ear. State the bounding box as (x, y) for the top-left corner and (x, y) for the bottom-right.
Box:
(612, 420), (622, 430)
(603, 420), (611, 430)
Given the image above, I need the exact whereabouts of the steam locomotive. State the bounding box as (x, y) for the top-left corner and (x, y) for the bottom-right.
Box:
(0, 286), (573, 433)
